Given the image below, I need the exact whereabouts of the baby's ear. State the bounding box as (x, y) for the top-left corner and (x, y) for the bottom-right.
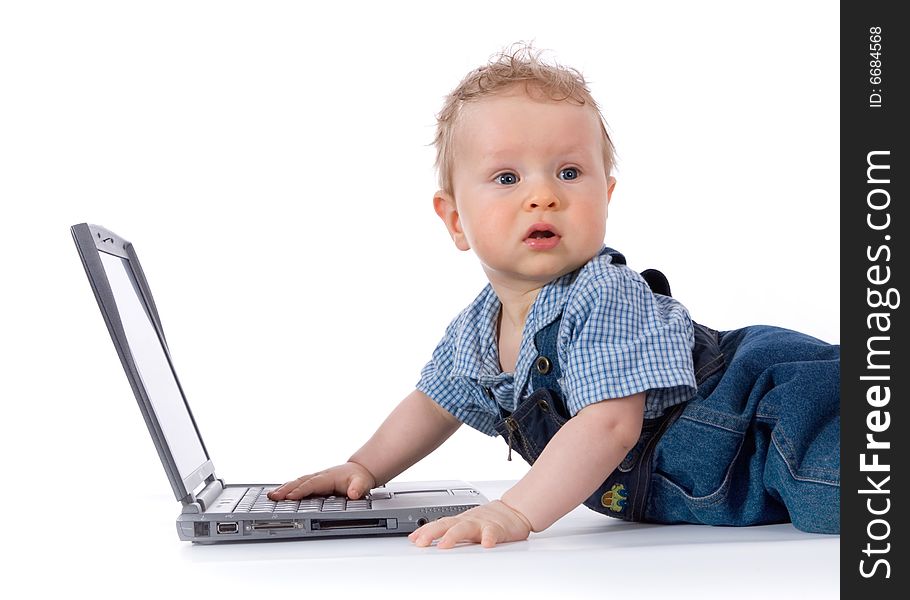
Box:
(606, 176), (616, 206)
(433, 190), (470, 251)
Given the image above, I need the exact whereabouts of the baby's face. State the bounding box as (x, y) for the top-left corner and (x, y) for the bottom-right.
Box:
(436, 88), (614, 290)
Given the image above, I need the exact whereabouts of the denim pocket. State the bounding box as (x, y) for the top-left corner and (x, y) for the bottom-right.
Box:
(753, 360), (841, 487)
(768, 416), (841, 486)
(651, 413), (746, 505)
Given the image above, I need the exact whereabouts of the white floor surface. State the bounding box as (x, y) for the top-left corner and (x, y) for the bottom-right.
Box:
(16, 481), (838, 598)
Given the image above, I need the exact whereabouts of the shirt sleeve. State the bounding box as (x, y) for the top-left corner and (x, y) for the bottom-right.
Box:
(416, 321), (500, 437)
(558, 265), (697, 418)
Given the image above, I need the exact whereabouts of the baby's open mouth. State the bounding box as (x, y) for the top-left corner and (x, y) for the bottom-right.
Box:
(524, 224), (561, 248)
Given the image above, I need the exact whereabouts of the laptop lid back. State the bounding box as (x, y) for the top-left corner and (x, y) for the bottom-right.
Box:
(71, 223), (214, 502)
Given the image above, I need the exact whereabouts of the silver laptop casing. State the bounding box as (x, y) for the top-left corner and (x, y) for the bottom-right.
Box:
(71, 223), (485, 543)
(179, 479), (484, 542)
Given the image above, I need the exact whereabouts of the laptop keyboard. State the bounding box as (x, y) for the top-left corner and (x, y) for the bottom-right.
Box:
(232, 487), (372, 514)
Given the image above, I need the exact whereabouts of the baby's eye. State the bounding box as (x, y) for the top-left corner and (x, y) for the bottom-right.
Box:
(496, 172), (519, 185)
(559, 167), (580, 181)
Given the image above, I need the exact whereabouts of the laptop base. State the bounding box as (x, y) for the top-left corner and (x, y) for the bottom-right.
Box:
(178, 480), (486, 543)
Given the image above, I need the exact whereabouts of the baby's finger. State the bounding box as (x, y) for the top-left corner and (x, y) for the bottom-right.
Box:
(480, 523), (503, 548)
(436, 520), (481, 549)
(284, 473), (334, 499)
(268, 474), (315, 500)
(346, 476), (372, 499)
(409, 517), (457, 547)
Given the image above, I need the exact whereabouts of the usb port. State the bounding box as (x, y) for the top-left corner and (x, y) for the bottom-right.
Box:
(216, 522), (239, 534)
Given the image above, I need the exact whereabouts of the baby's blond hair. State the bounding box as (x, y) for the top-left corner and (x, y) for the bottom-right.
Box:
(433, 42), (615, 195)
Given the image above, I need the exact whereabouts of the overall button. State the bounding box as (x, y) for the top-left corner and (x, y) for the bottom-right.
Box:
(535, 356), (552, 375)
(537, 398), (549, 411)
(619, 449), (638, 471)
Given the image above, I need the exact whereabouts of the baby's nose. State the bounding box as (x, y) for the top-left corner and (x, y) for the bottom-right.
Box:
(526, 193), (560, 210)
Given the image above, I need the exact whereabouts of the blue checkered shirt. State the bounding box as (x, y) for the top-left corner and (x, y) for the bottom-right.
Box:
(417, 248), (697, 436)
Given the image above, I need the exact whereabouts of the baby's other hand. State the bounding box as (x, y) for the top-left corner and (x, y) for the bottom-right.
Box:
(408, 500), (532, 549)
(267, 461), (377, 501)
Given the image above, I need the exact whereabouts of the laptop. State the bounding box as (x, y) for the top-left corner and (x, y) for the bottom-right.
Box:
(71, 223), (486, 543)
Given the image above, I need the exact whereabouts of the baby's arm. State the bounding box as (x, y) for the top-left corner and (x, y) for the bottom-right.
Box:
(410, 391), (645, 548)
(349, 388), (463, 486)
(269, 389), (462, 501)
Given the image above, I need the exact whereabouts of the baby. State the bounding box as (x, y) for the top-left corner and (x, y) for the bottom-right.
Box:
(269, 44), (840, 548)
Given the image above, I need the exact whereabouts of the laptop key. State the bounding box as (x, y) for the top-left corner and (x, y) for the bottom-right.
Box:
(296, 498), (324, 512)
(346, 500), (371, 511)
(321, 497), (346, 512)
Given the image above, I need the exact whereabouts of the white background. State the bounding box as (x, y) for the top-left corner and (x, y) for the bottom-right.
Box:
(1, 1), (838, 595)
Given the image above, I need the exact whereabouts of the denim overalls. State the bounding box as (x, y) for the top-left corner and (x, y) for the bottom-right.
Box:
(491, 249), (840, 534)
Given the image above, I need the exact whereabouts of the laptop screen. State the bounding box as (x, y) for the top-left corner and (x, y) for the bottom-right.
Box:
(98, 250), (208, 482)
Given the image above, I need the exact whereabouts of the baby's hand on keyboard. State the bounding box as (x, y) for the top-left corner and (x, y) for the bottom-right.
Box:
(408, 500), (532, 549)
(267, 461), (377, 501)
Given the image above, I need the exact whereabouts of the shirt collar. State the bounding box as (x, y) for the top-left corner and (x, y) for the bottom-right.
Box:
(448, 246), (613, 384)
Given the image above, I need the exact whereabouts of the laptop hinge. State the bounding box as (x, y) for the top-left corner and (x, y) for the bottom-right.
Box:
(181, 477), (224, 514)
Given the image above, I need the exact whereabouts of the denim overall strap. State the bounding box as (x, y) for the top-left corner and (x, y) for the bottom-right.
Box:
(602, 246), (626, 265)
(492, 249), (726, 522)
(493, 248), (626, 466)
